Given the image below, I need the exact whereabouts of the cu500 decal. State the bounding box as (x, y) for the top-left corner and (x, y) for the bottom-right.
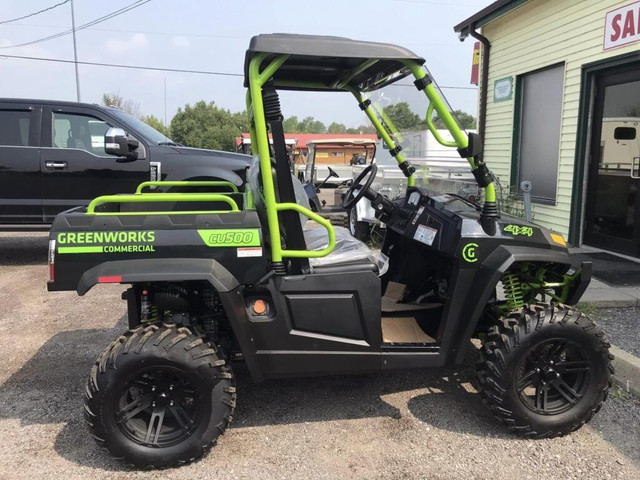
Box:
(197, 229), (261, 247)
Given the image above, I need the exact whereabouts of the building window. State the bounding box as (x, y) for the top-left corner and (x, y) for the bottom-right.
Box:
(513, 64), (565, 204)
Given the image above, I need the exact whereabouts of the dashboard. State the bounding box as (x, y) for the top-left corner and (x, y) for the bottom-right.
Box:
(385, 187), (468, 255)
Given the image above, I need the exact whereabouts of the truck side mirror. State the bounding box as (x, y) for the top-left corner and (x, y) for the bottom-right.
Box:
(105, 127), (139, 162)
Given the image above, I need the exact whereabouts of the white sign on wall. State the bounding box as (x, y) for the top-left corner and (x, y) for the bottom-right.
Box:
(604, 0), (640, 50)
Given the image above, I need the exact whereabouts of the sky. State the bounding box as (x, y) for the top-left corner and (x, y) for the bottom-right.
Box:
(0, 0), (494, 129)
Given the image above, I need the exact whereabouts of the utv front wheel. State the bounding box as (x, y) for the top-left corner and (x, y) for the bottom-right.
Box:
(85, 324), (235, 468)
(476, 304), (613, 438)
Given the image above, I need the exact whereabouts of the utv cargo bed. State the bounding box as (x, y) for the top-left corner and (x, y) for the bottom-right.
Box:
(48, 207), (267, 292)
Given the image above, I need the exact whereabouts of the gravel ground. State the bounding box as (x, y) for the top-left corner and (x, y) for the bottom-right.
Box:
(1, 232), (639, 480)
(594, 307), (640, 358)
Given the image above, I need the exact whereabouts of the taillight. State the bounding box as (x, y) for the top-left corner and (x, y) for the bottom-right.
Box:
(48, 239), (56, 282)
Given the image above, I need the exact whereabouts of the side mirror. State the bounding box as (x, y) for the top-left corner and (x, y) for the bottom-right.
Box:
(105, 127), (139, 162)
(465, 132), (483, 158)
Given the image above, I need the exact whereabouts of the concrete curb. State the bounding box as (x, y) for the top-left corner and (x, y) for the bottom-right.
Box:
(610, 345), (640, 397)
(582, 299), (639, 308)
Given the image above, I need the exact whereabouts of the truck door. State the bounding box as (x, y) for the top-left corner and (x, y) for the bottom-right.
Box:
(40, 105), (148, 221)
(0, 102), (42, 224)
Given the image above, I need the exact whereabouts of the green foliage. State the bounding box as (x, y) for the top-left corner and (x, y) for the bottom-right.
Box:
(346, 125), (377, 134)
(284, 117), (375, 135)
(433, 109), (477, 130)
(170, 101), (247, 151)
(327, 122), (348, 134)
(382, 102), (423, 131)
(283, 116), (300, 133)
(102, 91), (141, 118)
(500, 184), (532, 221)
(576, 303), (598, 317)
(283, 115), (326, 133)
(141, 114), (170, 137)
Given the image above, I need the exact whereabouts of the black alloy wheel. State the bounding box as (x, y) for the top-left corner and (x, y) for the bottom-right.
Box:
(476, 303), (613, 438)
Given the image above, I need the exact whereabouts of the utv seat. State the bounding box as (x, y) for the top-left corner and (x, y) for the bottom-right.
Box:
(304, 225), (387, 274)
(247, 156), (388, 274)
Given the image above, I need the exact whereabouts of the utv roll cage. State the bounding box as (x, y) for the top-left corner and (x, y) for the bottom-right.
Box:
(243, 34), (497, 273)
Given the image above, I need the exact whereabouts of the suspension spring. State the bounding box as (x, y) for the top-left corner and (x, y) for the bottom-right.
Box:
(502, 272), (524, 310)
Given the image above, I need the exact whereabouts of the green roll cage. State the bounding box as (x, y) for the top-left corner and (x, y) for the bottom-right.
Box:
(246, 53), (496, 263)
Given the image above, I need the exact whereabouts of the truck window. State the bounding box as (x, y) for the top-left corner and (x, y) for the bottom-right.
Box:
(0, 110), (30, 146)
(52, 112), (112, 155)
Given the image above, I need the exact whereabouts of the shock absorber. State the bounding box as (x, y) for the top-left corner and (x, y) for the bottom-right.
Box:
(140, 289), (158, 323)
(502, 272), (524, 310)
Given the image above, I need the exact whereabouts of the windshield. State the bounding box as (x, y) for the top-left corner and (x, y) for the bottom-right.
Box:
(108, 109), (174, 145)
(367, 68), (470, 171)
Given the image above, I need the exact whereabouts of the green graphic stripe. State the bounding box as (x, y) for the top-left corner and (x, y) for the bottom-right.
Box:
(58, 246), (104, 254)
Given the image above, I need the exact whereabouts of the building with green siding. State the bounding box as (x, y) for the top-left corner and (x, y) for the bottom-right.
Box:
(455, 0), (640, 257)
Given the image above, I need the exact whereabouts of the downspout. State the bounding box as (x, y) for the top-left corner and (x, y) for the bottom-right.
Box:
(468, 23), (490, 159)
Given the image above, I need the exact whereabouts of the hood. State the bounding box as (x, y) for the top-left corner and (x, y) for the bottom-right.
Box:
(165, 145), (252, 163)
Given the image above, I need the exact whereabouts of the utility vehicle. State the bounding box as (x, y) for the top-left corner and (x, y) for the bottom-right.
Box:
(301, 138), (377, 231)
(47, 34), (612, 468)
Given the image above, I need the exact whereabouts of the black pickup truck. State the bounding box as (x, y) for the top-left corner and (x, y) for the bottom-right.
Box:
(0, 98), (251, 229)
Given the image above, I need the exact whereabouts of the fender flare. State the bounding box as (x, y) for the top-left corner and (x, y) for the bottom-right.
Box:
(450, 245), (573, 364)
(77, 258), (240, 295)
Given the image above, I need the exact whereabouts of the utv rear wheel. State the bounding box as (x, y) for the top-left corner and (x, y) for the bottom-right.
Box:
(476, 303), (613, 438)
(85, 324), (235, 468)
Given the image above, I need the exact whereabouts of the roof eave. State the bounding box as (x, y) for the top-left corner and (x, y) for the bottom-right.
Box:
(453, 0), (529, 39)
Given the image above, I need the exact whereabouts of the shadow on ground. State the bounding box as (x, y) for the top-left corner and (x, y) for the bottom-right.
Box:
(0, 235), (48, 265)
(1, 320), (638, 471)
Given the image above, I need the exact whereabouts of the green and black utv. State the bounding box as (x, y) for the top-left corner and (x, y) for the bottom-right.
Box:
(47, 34), (612, 468)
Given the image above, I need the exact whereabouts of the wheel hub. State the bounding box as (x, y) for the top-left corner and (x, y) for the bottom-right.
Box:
(116, 367), (200, 447)
(517, 339), (592, 415)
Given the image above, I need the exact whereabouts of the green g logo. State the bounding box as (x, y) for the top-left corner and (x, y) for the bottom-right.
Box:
(462, 242), (478, 263)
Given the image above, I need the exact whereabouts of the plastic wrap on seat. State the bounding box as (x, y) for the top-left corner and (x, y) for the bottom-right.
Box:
(304, 225), (389, 275)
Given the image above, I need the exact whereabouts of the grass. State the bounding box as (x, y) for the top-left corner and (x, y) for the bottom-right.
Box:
(610, 385), (632, 401)
(576, 303), (599, 317)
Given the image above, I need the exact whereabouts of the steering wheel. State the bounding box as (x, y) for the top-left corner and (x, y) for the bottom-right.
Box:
(342, 164), (378, 209)
(327, 166), (339, 178)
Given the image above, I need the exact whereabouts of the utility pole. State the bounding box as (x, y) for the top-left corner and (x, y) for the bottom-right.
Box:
(70, 0), (81, 101)
(164, 77), (167, 128)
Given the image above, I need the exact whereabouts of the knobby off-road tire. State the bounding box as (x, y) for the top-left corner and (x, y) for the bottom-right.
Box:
(476, 303), (613, 438)
(84, 323), (236, 468)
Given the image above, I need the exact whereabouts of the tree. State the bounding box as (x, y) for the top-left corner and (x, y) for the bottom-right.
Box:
(297, 116), (326, 133)
(102, 91), (141, 118)
(433, 109), (477, 130)
(283, 116), (300, 133)
(282, 115), (326, 133)
(382, 102), (422, 131)
(141, 114), (170, 137)
(346, 125), (377, 134)
(170, 101), (245, 151)
(327, 122), (347, 134)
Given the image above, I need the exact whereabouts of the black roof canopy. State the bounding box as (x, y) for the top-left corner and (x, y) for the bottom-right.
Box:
(244, 34), (425, 92)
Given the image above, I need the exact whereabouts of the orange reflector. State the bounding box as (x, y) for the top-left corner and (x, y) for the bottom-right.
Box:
(550, 233), (566, 246)
(252, 300), (267, 315)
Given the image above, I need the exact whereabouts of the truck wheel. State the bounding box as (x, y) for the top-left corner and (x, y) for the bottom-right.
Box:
(85, 324), (235, 468)
(476, 303), (613, 438)
(348, 208), (370, 241)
